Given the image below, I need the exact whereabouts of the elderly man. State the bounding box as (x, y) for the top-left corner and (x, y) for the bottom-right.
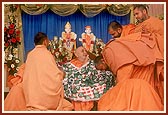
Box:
(62, 46), (115, 111)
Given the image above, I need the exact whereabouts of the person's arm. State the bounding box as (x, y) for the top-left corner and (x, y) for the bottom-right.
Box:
(102, 47), (114, 72)
(116, 64), (133, 83)
(104, 47), (133, 83)
(57, 65), (66, 79)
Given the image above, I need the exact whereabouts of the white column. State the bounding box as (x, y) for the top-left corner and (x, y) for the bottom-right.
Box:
(4, 64), (9, 92)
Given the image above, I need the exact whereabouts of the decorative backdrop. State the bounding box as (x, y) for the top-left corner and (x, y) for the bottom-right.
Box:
(21, 9), (130, 56)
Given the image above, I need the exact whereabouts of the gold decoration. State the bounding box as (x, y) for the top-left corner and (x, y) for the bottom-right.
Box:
(65, 22), (71, 28)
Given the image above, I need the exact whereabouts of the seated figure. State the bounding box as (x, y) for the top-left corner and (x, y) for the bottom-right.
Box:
(79, 26), (96, 53)
(4, 32), (73, 111)
(96, 20), (164, 111)
(61, 22), (77, 60)
(62, 46), (115, 111)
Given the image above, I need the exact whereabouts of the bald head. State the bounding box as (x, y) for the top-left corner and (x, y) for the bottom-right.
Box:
(75, 46), (84, 54)
(74, 46), (88, 62)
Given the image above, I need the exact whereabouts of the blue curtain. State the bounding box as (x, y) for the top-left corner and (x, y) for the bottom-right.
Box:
(22, 9), (130, 54)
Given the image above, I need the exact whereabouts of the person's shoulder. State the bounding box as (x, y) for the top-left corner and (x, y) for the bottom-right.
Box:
(26, 48), (35, 57)
(145, 16), (164, 27)
(127, 23), (136, 28)
(150, 16), (159, 19)
(123, 23), (135, 28)
(148, 16), (162, 22)
(105, 39), (115, 46)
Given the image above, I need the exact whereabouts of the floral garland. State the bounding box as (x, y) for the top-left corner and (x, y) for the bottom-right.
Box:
(4, 19), (21, 49)
(4, 4), (21, 76)
(92, 38), (105, 56)
(48, 36), (71, 66)
(48, 37), (105, 65)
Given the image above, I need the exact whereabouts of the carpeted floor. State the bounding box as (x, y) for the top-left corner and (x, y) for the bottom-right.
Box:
(3, 92), (97, 111)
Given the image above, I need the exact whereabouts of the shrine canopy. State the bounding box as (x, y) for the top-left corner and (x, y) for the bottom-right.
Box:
(20, 4), (132, 17)
(20, 4), (134, 54)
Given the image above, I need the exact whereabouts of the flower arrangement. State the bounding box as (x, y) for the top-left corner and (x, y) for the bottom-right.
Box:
(92, 38), (105, 56)
(4, 4), (21, 76)
(85, 38), (105, 60)
(6, 54), (20, 76)
(4, 20), (21, 49)
(48, 36), (71, 65)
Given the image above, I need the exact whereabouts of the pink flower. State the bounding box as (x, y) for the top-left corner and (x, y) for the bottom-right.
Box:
(8, 39), (12, 43)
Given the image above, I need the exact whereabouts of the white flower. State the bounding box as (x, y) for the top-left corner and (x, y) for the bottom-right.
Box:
(16, 67), (19, 71)
(11, 64), (15, 68)
(49, 41), (51, 45)
(54, 36), (58, 41)
(100, 46), (103, 49)
(14, 73), (17, 77)
(9, 54), (13, 57)
(51, 49), (55, 54)
(59, 47), (63, 52)
(8, 54), (13, 60)
(15, 59), (20, 63)
(55, 52), (59, 57)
